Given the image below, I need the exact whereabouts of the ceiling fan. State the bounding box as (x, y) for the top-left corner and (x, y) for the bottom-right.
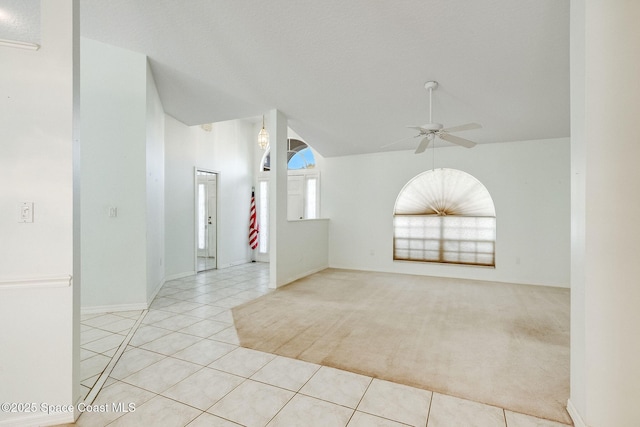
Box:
(387, 81), (482, 154)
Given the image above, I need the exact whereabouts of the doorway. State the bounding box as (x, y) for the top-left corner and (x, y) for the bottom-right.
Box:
(196, 169), (218, 272)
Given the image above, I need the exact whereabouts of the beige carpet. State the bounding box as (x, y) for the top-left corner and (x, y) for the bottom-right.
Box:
(232, 269), (571, 424)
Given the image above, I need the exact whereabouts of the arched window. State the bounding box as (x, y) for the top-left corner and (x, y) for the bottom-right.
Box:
(261, 138), (316, 171)
(393, 168), (496, 266)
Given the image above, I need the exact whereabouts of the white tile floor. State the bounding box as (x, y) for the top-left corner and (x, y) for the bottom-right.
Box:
(79, 310), (144, 401)
(64, 263), (571, 427)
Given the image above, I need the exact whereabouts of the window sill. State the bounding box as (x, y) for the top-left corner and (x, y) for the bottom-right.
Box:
(287, 218), (330, 223)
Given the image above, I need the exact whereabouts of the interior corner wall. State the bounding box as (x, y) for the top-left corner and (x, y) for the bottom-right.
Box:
(269, 110), (289, 288)
(145, 62), (165, 302)
(268, 110), (330, 288)
(573, 1), (640, 426)
(569, 0), (587, 420)
(0, 1), (78, 426)
(164, 115), (198, 278)
(164, 116), (255, 278)
(80, 38), (148, 310)
(323, 138), (570, 287)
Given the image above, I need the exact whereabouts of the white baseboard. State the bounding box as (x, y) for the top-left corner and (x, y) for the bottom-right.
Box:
(567, 399), (587, 427)
(0, 410), (73, 427)
(164, 271), (196, 281)
(81, 302), (148, 315)
(72, 393), (83, 422)
(219, 259), (252, 269)
(147, 278), (165, 306)
(274, 264), (328, 289)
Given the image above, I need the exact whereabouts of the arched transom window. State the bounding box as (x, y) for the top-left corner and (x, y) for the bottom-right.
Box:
(261, 138), (316, 171)
(393, 168), (496, 266)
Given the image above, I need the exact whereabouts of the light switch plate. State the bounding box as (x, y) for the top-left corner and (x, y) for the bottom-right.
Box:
(19, 202), (34, 223)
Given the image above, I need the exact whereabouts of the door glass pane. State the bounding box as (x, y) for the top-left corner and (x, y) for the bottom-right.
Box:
(198, 183), (206, 250)
(306, 177), (317, 219)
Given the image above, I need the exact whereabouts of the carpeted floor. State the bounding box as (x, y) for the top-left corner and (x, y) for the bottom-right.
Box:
(232, 268), (571, 424)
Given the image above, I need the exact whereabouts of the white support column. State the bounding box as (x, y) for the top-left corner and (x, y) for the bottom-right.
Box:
(569, 0), (587, 422)
(268, 109), (289, 288)
(570, 1), (640, 426)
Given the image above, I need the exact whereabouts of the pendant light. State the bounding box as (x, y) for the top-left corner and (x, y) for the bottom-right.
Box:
(258, 115), (269, 149)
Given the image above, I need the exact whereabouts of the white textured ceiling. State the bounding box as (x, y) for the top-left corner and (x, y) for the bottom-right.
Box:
(0, 0), (41, 43)
(79, 0), (569, 157)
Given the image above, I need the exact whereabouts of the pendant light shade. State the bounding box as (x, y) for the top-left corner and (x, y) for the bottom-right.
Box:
(258, 115), (269, 149)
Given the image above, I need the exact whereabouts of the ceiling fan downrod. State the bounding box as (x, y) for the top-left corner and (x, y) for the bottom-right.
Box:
(424, 81), (438, 124)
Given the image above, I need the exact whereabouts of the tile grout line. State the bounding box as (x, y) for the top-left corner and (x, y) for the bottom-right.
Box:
(345, 376), (375, 426)
(354, 408), (414, 426)
(424, 391), (433, 427)
(261, 386), (297, 426)
(83, 309), (149, 405)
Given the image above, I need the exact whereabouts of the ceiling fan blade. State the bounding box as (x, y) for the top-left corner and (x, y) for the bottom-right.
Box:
(406, 125), (427, 132)
(441, 122), (482, 133)
(380, 134), (418, 149)
(439, 132), (477, 148)
(414, 136), (431, 154)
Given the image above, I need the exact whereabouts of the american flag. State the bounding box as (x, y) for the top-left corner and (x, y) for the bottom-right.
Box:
(249, 190), (259, 250)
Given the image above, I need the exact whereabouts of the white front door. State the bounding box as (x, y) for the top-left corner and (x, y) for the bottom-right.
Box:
(196, 171), (217, 271)
(287, 175), (304, 220)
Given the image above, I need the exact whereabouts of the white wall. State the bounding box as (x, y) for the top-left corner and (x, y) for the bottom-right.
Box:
(164, 116), (256, 278)
(276, 218), (329, 284)
(199, 120), (255, 268)
(268, 110), (330, 288)
(145, 62), (165, 302)
(164, 115), (198, 278)
(80, 38), (148, 310)
(569, 1), (640, 426)
(0, 1), (79, 425)
(569, 0), (587, 419)
(323, 138), (570, 287)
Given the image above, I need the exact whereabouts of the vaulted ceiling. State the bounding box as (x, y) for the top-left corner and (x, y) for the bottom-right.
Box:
(80, 0), (569, 157)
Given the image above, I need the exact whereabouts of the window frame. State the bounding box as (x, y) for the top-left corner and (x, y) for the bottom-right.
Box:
(393, 168), (496, 267)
